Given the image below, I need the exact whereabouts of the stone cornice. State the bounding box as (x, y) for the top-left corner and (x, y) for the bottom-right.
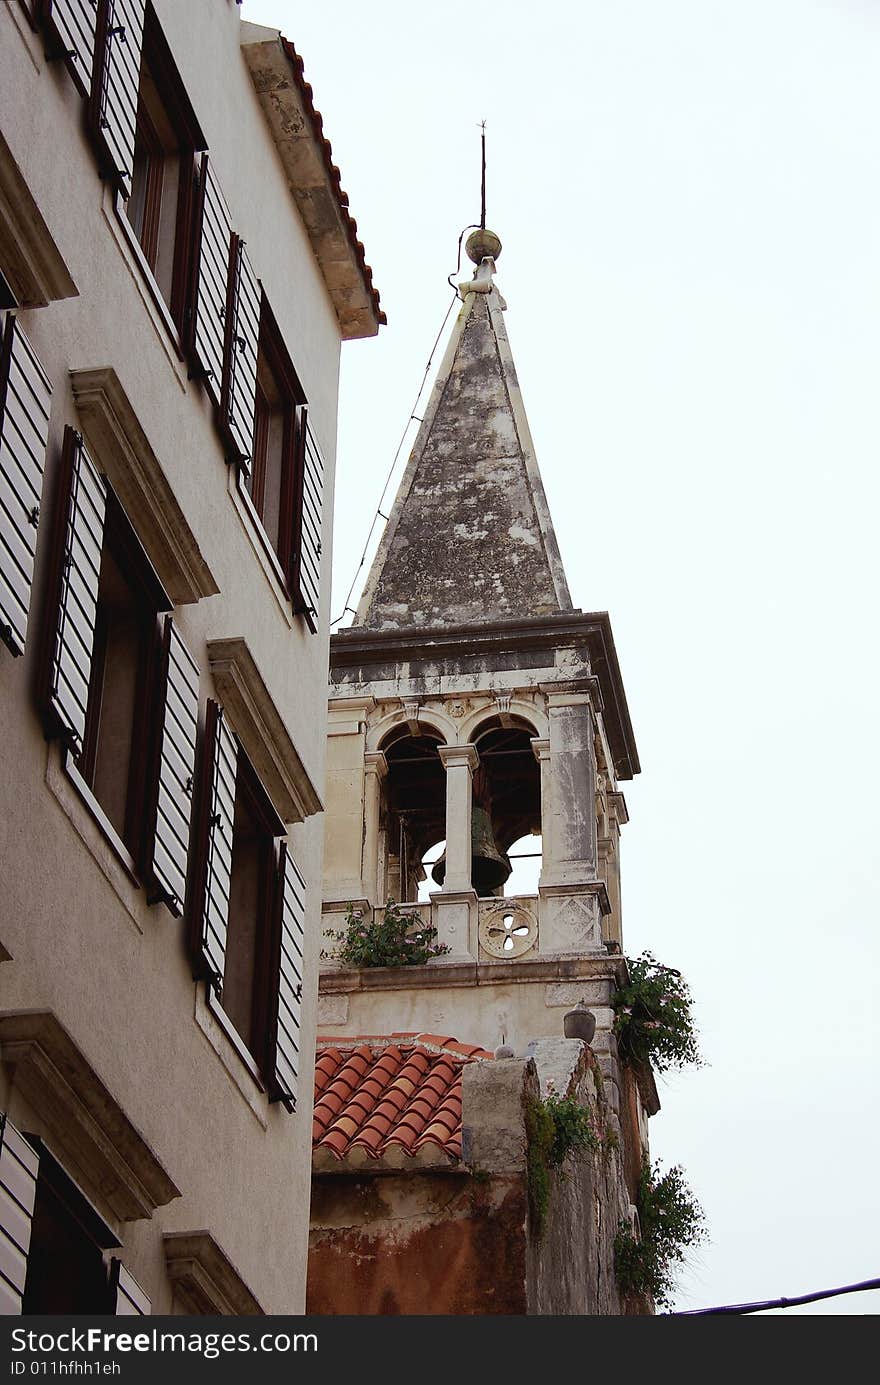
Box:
(163, 1232), (263, 1315)
(0, 1010), (180, 1222)
(319, 950), (627, 997)
(70, 367), (218, 605)
(208, 637), (323, 823)
(331, 612), (639, 780)
(0, 128), (78, 306)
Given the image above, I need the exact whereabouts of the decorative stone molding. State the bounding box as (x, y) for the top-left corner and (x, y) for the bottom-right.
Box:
(494, 693), (513, 727)
(208, 637), (322, 823)
(0, 1010), (180, 1221)
(401, 699), (422, 736)
(70, 368), (218, 605)
(163, 1232), (263, 1315)
(363, 750), (388, 780)
(478, 900), (538, 960)
(0, 129), (78, 306)
(327, 696), (375, 738)
(437, 744), (480, 773)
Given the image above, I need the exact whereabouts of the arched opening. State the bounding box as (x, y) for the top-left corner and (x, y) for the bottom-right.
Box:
(380, 726), (445, 904)
(468, 718), (542, 897)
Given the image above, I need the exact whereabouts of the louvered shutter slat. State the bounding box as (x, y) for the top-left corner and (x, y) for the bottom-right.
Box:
(94, 0), (146, 199)
(192, 155), (234, 407)
(40, 0), (101, 97)
(0, 316), (51, 657)
(0, 1115), (39, 1316)
(149, 617), (199, 917)
(222, 238), (260, 470)
(197, 701), (236, 992)
(109, 1259), (150, 1315)
(47, 429), (106, 752)
(268, 842), (306, 1110)
(294, 416), (324, 632)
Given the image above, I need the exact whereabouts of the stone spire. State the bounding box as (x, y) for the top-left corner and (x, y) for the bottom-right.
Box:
(355, 231), (573, 630)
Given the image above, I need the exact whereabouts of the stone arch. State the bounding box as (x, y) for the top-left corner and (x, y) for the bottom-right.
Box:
(366, 705), (457, 752)
(462, 700), (547, 746)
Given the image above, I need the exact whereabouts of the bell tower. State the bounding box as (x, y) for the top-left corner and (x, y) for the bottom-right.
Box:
(320, 229), (641, 1067)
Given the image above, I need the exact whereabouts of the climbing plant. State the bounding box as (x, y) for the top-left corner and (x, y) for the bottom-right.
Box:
(613, 951), (702, 1073)
(322, 900), (450, 968)
(614, 1159), (707, 1309)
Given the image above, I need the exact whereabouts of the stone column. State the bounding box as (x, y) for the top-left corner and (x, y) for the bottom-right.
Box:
(531, 738), (553, 882)
(437, 744), (479, 893)
(362, 751), (387, 907)
(545, 692), (598, 882)
(538, 692), (606, 954)
(431, 744), (480, 957)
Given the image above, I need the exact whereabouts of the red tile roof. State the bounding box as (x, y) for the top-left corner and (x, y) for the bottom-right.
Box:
(313, 1034), (492, 1163)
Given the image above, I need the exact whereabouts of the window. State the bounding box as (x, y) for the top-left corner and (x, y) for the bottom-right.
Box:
(42, 427), (201, 913)
(243, 296), (307, 581)
(0, 1115), (150, 1316)
(121, 4), (204, 331)
(21, 1140), (120, 1315)
(191, 701), (305, 1110)
(76, 492), (166, 860)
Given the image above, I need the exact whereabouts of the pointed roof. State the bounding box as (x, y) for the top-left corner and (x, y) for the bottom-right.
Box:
(355, 242), (572, 629)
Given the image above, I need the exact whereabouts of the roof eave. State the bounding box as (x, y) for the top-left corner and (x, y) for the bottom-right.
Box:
(239, 28), (385, 340)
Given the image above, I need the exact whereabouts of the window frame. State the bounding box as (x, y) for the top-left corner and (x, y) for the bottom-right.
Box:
(111, 2), (206, 350)
(236, 293), (308, 608)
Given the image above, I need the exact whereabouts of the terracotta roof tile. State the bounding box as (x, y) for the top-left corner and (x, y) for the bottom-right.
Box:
(313, 1033), (493, 1164)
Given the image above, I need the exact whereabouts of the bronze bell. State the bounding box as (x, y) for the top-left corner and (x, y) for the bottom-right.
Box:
(431, 804), (512, 895)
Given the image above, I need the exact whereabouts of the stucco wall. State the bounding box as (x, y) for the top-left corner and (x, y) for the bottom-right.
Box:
(0, 0), (346, 1313)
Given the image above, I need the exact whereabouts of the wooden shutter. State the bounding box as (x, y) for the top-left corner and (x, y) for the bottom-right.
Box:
(38, 0), (101, 98)
(222, 236), (260, 471)
(191, 154), (234, 408)
(266, 841), (306, 1110)
(293, 411), (324, 632)
(44, 427), (107, 754)
(92, 0), (146, 199)
(0, 1115), (39, 1317)
(109, 1258), (150, 1315)
(192, 700), (236, 993)
(149, 616), (200, 917)
(0, 315), (52, 658)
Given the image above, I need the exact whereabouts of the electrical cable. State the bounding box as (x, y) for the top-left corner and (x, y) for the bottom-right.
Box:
(328, 281), (464, 629)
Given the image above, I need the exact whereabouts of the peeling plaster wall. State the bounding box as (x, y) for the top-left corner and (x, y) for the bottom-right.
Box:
(307, 1045), (648, 1316)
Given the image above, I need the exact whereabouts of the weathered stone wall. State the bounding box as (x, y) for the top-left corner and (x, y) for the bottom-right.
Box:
(307, 1040), (649, 1315)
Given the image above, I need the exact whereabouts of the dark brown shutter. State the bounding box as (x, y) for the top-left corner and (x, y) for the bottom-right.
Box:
(38, 0), (101, 98)
(293, 410), (323, 632)
(192, 700), (236, 992)
(266, 841), (305, 1110)
(92, 0), (146, 199)
(0, 1115), (39, 1316)
(109, 1257), (150, 1315)
(149, 616), (200, 917)
(191, 153), (234, 408)
(221, 235), (260, 471)
(0, 315), (52, 658)
(45, 427), (107, 754)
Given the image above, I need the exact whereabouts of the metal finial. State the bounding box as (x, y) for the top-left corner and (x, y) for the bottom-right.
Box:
(480, 119), (487, 230)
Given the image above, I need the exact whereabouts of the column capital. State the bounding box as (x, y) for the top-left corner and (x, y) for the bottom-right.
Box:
(364, 750), (388, 779)
(530, 736), (551, 763)
(438, 743), (479, 772)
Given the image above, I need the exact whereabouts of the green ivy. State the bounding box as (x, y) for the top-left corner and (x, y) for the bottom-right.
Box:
(322, 900), (451, 968)
(614, 1160), (707, 1309)
(525, 1091), (599, 1233)
(613, 951), (702, 1073)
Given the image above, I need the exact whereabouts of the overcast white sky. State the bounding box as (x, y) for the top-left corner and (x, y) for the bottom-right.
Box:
(243, 0), (880, 1314)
